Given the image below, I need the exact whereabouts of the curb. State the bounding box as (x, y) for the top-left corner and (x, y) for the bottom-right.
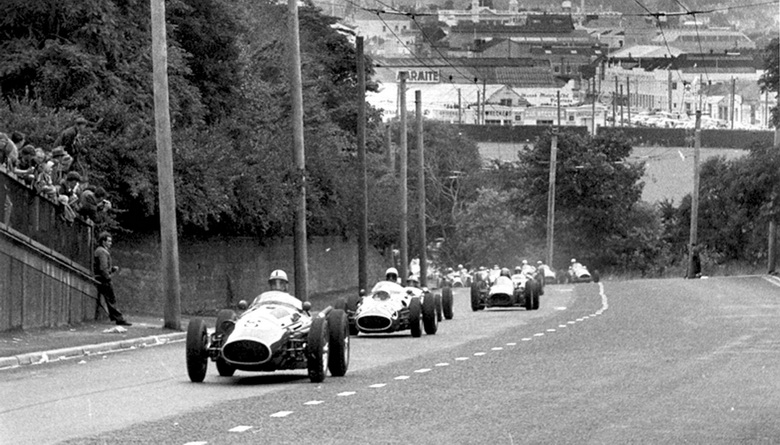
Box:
(0, 332), (186, 371)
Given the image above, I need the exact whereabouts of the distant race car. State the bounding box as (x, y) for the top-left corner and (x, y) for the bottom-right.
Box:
(337, 281), (445, 337)
(470, 268), (541, 311)
(185, 291), (349, 384)
(566, 261), (599, 283)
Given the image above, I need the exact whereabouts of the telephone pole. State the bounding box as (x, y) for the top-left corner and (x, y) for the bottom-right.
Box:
(399, 72), (409, 283)
(687, 110), (702, 278)
(415, 90), (427, 287)
(288, 0), (308, 300)
(546, 134), (558, 267)
(151, 0), (181, 330)
(357, 37), (368, 292)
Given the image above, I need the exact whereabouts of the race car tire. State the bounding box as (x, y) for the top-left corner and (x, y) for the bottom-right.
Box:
(524, 286), (534, 310)
(470, 282), (481, 311)
(214, 309), (237, 377)
(334, 298), (346, 311)
(592, 271), (600, 283)
(434, 294), (443, 322)
(327, 309), (350, 377)
(533, 290), (540, 310)
(409, 297), (423, 338)
(442, 287), (454, 320)
(346, 294), (361, 313)
(422, 292), (438, 335)
(186, 318), (209, 383)
(307, 316), (329, 383)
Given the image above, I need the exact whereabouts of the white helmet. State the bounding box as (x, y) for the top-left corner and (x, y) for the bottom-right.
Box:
(407, 275), (420, 284)
(522, 260), (528, 265)
(571, 258), (576, 263)
(457, 264), (463, 269)
(269, 269), (288, 283)
(386, 267), (399, 280)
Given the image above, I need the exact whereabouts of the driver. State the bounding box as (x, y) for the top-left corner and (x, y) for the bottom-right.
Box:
(252, 269), (303, 310)
(407, 274), (420, 288)
(385, 267), (399, 283)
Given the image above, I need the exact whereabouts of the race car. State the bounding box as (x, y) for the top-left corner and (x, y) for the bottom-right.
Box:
(471, 267), (541, 311)
(565, 259), (600, 283)
(337, 280), (439, 337)
(185, 291), (349, 384)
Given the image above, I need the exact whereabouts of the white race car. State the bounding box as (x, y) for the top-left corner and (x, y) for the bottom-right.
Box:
(566, 262), (599, 283)
(338, 281), (438, 337)
(186, 291), (349, 383)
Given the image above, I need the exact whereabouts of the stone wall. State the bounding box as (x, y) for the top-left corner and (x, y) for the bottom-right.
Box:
(112, 235), (391, 316)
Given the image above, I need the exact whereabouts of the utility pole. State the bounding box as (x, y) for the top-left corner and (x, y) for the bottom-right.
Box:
(150, 0), (181, 330)
(557, 90), (561, 127)
(415, 90), (427, 287)
(476, 90), (481, 124)
(730, 77), (736, 130)
(482, 79), (487, 125)
(458, 88), (462, 124)
(288, 0), (308, 300)
(546, 134), (558, 267)
(687, 110), (702, 278)
(399, 71), (409, 283)
(626, 76), (631, 127)
(619, 83), (624, 127)
(769, 89), (780, 274)
(356, 37), (368, 293)
(613, 76), (618, 126)
(668, 70), (673, 113)
(591, 78), (596, 135)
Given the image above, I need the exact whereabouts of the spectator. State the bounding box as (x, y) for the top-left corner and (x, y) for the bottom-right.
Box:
(76, 185), (110, 223)
(0, 133), (12, 170)
(54, 118), (88, 171)
(93, 232), (131, 326)
(14, 145), (38, 186)
(58, 171), (82, 207)
(34, 161), (59, 200)
(9, 131), (25, 168)
(50, 147), (73, 184)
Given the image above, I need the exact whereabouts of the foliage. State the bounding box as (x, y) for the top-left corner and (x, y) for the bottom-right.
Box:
(759, 38), (779, 127)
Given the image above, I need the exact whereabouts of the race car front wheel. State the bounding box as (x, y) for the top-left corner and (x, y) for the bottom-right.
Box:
(409, 297), (422, 338)
(307, 317), (330, 383)
(327, 309), (349, 377)
(442, 287), (454, 320)
(422, 293), (438, 335)
(186, 318), (209, 383)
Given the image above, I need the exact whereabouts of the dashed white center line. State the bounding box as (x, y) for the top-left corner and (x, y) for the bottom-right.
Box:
(455, 357), (469, 361)
(506, 342), (517, 346)
(554, 306), (567, 310)
(369, 383), (386, 388)
(395, 375), (410, 380)
(567, 321), (576, 324)
(576, 318), (584, 321)
(583, 316), (590, 319)
(546, 329), (556, 332)
(474, 352), (486, 356)
(337, 391), (356, 397)
(414, 368), (432, 373)
(435, 362), (450, 367)
(533, 333), (544, 337)
(184, 442), (208, 445)
(270, 411), (294, 418)
(521, 338), (532, 341)
(558, 325), (567, 328)
(229, 426), (253, 433)
(491, 347), (503, 351)
(304, 400), (324, 406)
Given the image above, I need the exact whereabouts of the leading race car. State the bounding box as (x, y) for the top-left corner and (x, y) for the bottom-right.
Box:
(471, 267), (541, 311)
(337, 280), (439, 337)
(185, 290), (350, 384)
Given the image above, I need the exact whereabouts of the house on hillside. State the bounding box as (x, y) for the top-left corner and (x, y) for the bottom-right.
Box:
(345, 10), (419, 56)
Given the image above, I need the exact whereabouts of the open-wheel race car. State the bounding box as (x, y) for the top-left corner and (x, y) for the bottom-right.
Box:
(565, 259), (600, 284)
(471, 267), (542, 311)
(336, 280), (446, 337)
(186, 290), (350, 383)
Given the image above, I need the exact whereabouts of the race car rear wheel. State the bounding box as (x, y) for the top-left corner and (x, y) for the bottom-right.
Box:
(442, 287), (454, 320)
(327, 309), (349, 377)
(592, 271), (600, 283)
(409, 297), (422, 338)
(434, 293), (443, 322)
(524, 286), (534, 310)
(307, 316), (329, 383)
(186, 318), (209, 383)
(533, 290), (540, 310)
(470, 282), (481, 311)
(422, 293), (438, 335)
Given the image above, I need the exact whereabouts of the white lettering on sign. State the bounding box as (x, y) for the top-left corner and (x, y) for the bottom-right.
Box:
(398, 70), (440, 83)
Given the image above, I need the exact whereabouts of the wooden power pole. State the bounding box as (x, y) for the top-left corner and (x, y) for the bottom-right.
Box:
(415, 90), (427, 287)
(357, 37), (368, 292)
(399, 72), (409, 283)
(150, 0), (181, 330)
(687, 110), (702, 278)
(288, 0), (308, 300)
(546, 134), (558, 267)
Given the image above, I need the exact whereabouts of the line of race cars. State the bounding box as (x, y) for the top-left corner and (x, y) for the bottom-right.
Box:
(184, 260), (596, 383)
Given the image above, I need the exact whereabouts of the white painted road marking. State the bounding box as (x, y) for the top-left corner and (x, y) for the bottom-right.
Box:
(414, 368), (432, 373)
(491, 347), (503, 351)
(395, 375), (410, 380)
(304, 400), (324, 406)
(474, 352), (486, 356)
(507, 342), (517, 346)
(533, 333), (544, 337)
(229, 426), (253, 432)
(337, 391), (356, 397)
(369, 383), (387, 388)
(435, 363), (450, 367)
(455, 357), (469, 361)
(270, 411), (293, 418)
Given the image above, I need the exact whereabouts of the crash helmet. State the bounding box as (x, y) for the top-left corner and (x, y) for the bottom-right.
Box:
(514, 266), (522, 274)
(385, 267), (399, 282)
(493, 264), (500, 270)
(537, 260), (543, 265)
(500, 267), (511, 277)
(571, 258), (577, 263)
(407, 275), (420, 287)
(446, 267), (454, 273)
(269, 269), (288, 291)
(522, 259), (528, 265)
(457, 264), (463, 269)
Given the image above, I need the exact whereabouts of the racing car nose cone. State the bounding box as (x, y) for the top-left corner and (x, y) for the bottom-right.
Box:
(356, 315), (393, 331)
(223, 339), (271, 364)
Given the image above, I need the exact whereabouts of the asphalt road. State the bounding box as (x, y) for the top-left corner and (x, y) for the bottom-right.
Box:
(4, 277), (780, 444)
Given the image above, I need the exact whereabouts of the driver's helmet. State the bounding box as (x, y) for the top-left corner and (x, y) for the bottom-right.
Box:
(457, 264), (463, 269)
(385, 267), (399, 282)
(514, 266), (522, 274)
(500, 267), (511, 277)
(493, 264), (500, 270)
(522, 259), (528, 265)
(446, 267), (454, 273)
(269, 269), (288, 291)
(571, 258), (577, 263)
(537, 260), (543, 266)
(407, 275), (420, 287)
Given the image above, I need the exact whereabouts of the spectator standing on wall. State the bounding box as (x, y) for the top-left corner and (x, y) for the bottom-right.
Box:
(15, 145), (38, 186)
(54, 118), (88, 172)
(77, 185), (110, 224)
(50, 147), (73, 184)
(59, 171), (81, 207)
(94, 232), (131, 326)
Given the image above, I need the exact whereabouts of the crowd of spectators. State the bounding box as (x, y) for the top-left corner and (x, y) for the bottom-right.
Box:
(0, 118), (112, 227)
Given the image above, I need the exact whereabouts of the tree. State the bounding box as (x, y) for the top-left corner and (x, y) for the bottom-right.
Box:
(759, 38), (779, 127)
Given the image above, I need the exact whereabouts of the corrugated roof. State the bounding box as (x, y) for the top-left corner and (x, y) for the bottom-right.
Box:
(609, 45), (683, 59)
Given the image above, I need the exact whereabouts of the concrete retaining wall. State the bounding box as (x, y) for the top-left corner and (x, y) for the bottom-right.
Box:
(112, 235), (391, 316)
